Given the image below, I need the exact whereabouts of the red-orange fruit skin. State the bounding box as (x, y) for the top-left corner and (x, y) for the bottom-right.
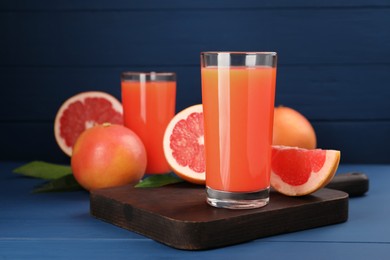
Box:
(71, 124), (147, 191)
(273, 106), (317, 150)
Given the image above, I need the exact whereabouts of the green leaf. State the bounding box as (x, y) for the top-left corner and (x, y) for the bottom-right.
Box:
(13, 161), (72, 180)
(135, 173), (184, 188)
(33, 174), (84, 193)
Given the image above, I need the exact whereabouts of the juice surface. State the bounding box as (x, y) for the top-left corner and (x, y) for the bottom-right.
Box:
(201, 66), (276, 192)
(121, 80), (176, 174)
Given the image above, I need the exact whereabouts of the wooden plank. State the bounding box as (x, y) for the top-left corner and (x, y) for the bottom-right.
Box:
(1, 8), (389, 66)
(1, 240), (390, 258)
(0, 122), (70, 163)
(1, 0), (390, 10)
(314, 121), (390, 164)
(1, 65), (389, 121)
(90, 183), (348, 250)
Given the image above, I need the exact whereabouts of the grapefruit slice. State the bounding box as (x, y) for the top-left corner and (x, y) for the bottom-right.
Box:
(54, 91), (123, 156)
(163, 104), (205, 184)
(163, 104), (341, 196)
(271, 145), (340, 196)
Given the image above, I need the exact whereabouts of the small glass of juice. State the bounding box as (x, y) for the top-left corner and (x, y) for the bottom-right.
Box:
(201, 52), (277, 209)
(121, 72), (176, 174)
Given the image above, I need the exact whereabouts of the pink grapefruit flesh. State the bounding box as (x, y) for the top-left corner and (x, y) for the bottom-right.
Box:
(54, 91), (123, 156)
(271, 145), (340, 196)
(163, 105), (341, 196)
(163, 104), (205, 184)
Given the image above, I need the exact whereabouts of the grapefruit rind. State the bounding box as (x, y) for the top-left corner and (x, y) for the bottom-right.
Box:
(54, 91), (123, 156)
(272, 106), (317, 150)
(270, 146), (340, 196)
(163, 104), (205, 185)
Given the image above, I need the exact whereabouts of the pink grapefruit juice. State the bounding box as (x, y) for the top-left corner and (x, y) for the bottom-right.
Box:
(201, 66), (276, 192)
(121, 79), (176, 174)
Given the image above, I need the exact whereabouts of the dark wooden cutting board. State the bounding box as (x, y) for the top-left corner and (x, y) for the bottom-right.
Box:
(90, 183), (348, 250)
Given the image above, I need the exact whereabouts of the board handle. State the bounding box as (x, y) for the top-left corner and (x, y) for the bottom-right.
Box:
(326, 172), (369, 197)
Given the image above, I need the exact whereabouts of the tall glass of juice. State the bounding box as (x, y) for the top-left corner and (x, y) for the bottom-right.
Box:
(121, 72), (176, 174)
(201, 52), (277, 209)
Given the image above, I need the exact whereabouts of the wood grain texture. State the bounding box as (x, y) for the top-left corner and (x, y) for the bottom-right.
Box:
(1, 1), (389, 163)
(2, 0), (390, 10)
(90, 183), (348, 250)
(2, 8), (390, 66)
(1, 162), (389, 258)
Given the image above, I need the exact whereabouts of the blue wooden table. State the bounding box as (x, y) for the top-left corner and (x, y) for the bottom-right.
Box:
(1, 161), (389, 259)
(2, 1), (389, 258)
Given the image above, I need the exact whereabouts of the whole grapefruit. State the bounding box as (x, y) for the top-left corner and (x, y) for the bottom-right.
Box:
(54, 91), (123, 156)
(71, 123), (147, 191)
(272, 106), (317, 149)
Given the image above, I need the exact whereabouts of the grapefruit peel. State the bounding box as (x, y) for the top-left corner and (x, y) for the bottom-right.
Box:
(273, 106), (317, 149)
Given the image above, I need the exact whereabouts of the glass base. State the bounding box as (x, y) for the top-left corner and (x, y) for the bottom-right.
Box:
(206, 186), (269, 209)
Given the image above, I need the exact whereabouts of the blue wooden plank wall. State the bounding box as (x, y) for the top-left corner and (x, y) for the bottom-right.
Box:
(1, 0), (390, 164)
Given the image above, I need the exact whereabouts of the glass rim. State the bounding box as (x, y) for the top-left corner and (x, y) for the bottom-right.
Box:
(201, 51), (277, 68)
(121, 71), (176, 77)
(201, 51), (277, 56)
(121, 71), (176, 81)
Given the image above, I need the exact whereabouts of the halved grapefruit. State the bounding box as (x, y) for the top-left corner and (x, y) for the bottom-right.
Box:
(163, 104), (205, 184)
(54, 91), (123, 156)
(163, 104), (341, 196)
(271, 145), (340, 196)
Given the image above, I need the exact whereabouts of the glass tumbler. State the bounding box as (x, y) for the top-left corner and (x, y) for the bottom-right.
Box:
(121, 72), (176, 174)
(201, 52), (277, 209)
